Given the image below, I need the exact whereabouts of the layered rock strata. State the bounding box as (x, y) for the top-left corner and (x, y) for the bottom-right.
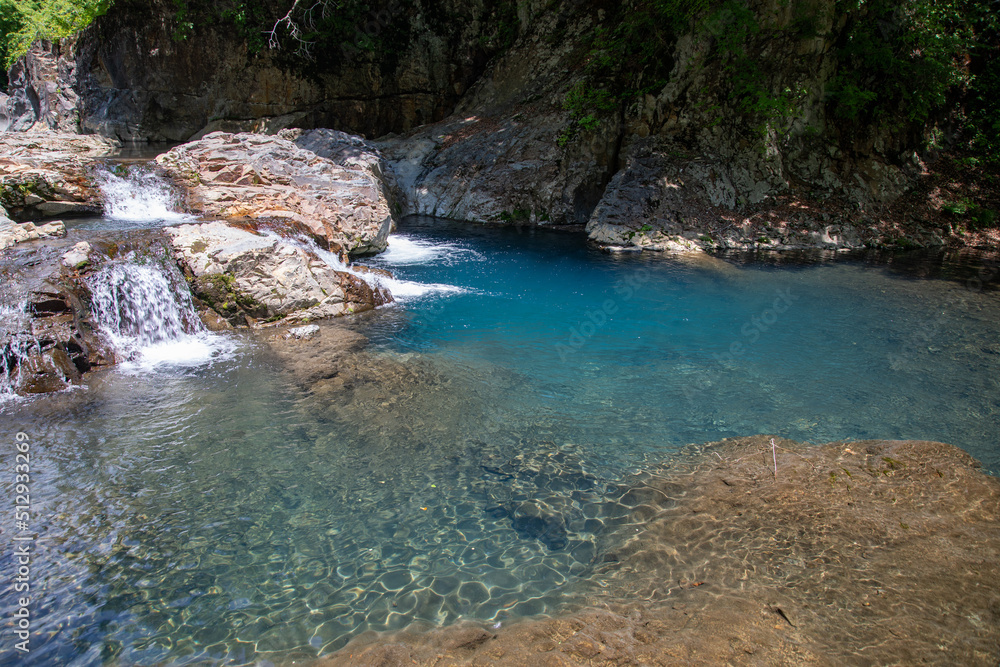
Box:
(156, 132), (395, 256)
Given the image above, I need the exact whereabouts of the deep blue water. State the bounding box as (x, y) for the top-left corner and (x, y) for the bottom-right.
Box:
(1, 216), (998, 665)
(362, 218), (1000, 471)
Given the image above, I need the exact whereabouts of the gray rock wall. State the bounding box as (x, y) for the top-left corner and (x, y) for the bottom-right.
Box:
(2, 0), (935, 249)
(3, 0), (514, 142)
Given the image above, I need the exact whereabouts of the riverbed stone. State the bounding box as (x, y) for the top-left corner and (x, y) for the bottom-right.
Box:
(321, 436), (1000, 666)
(156, 132), (395, 256)
(61, 241), (92, 269)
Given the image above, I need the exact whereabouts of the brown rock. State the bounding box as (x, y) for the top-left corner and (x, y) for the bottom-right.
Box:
(0, 131), (116, 222)
(156, 132), (394, 255)
(165, 221), (392, 326)
(315, 437), (1000, 666)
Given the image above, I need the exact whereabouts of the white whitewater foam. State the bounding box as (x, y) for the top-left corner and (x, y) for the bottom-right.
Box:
(97, 166), (193, 223)
(377, 235), (482, 266)
(0, 301), (36, 402)
(87, 262), (236, 370)
(376, 278), (465, 301)
(284, 233), (467, 303)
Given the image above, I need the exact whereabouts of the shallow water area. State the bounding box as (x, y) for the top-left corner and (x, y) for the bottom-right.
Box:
(1, 216), (998, 665)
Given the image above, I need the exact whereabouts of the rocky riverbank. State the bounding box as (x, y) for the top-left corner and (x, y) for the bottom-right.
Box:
(0, 127), (403, 395)
(318, 436), (1000, 666)
(0, 131), (120, 252)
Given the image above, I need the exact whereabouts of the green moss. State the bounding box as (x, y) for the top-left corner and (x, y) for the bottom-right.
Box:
(195, 273), (246, 316)
(882, 456), (903, 470)
(499, 208), (531, 224)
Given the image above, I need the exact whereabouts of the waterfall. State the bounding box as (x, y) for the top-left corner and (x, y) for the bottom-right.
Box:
(96, 165), (191, 223)
(0, 301), (38, 401)
(87, 262), (234, 369)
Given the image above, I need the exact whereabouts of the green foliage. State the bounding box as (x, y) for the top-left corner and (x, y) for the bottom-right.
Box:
(942, 199), (970, 216)
(221, 1), (268, 52)
(499, 208), (530, 223)
(558, 0), (808, 144)
(0, 0), (111, 72)
(556, 0), (695, 143)
(827, 0), (1000, 167)
(965, 26), (1000, 166)
(943, 198), (997, 230)
(829, 0), (976, 124)
(559, 81), (618, 144)
(170, 0), (193, 41)
(166, 0), (270, 52)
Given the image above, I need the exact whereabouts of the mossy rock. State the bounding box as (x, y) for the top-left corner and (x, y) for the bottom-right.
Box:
(193, 273), (268, 323)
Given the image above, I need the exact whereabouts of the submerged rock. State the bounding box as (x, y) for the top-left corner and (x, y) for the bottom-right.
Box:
(320, 436), (1000, 666)
(508, 499), (569, 551)
(165, 221), (391, 326)
(156, 132), (395, 256)
(286, 324), (320, 340)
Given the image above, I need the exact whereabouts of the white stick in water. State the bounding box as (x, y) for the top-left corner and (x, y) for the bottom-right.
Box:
(771, 437), (777, 479)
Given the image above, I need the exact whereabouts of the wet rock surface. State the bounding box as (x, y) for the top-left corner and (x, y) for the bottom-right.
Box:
(1, 239), (117, 395)
(319, 436), (1000, 666)
(165, 220), (391, 327)
(0, 217), (66, 251)
(0, 131), (117, 222)
(156, 132), (394, 255)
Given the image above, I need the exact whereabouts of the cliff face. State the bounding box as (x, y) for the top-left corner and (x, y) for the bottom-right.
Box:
(1, 0), (966, 250)
(377, 0), (924, 241)
(1, 0), (516, 142)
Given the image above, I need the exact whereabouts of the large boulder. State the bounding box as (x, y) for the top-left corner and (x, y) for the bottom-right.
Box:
(165, 221), (391, 326)
(0, 131), (118, 222)
(157, 132), (395, 256)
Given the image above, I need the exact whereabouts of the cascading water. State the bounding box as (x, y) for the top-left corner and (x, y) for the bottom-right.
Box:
(93, 164), (192, 226)
(0, 301), (38, 400)
(87, 261), (234, 369)
(285, 232), (470, 301)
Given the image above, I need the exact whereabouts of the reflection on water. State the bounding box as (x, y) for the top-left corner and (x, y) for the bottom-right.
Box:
(1, 217), (998, 665)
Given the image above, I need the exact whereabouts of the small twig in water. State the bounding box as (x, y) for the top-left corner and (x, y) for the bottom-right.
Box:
(771, 438), (777, 479)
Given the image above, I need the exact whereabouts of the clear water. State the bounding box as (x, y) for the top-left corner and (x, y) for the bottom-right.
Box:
(1, 216), (998, 666)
